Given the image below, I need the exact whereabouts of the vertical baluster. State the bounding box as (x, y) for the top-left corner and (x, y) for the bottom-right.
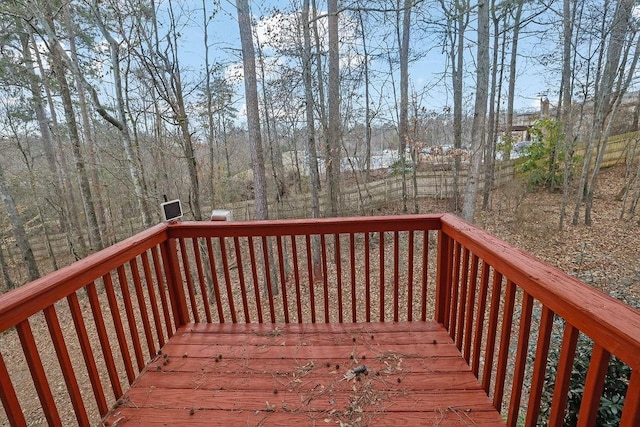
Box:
(507, 292), (534, 427)
(218, 237), (238, 323)
(205, 237), (225, 323)
(178, 238), (199, 323)
(463, 254), (479, 362)
(471, 262), (490, 377)
(525, 306), (554, 426)
(191, 238), (212, 323)
(407, 230), (414, 321)
(393, 231), (400, 322)
(435, 231), (452, 326)
(365, 232), (371, 322)
(129, 258), (156, 357)
(116, 266), (145, 371)
(141, 251), (167, 345)
(455, 248), (470, 350)
(261, 235), (276, 323)
(448, 242), (462, 339)
(276, 235), (290, 323)
(334, 233), (343, 323)
(150, 246), (174, 338)
(43, 305), (89, 424)
(350, 233), (357, 323)
(233, 236), (250, 323)
(320, 234), (329, 323)
(481, 271), (503, 393)
(493, 279), (517, 411)
(86, 281), (122, 399)
(16, 319), (60, 425)
(619, 369), (640, 426)
(379, 231), (385, 322)
(248, 236), (264, 323)
(67, 292), (108, 416)
(420, 230), (429, 321)
(304, 234), (316, 323)
(291, 235), (303, 323)
(548, 324), (579, 424)
(577, 344), (611, 427)
(103, 273), (135, 384)
(0, 351), (26, 426)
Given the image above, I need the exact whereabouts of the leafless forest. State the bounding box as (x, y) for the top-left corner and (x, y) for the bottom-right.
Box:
(1, 0), (640, 290)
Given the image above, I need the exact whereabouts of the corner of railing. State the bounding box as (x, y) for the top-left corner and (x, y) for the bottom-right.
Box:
(159, 229), (190, 328)
(435, 226), (453, 327)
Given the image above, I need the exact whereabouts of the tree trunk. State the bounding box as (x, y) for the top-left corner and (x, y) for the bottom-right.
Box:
(462, 0), (490, 222)
(357, 9), (373, 180)
(482, 1), (501, 210)
(93, 0), (152, 228)
(63, 4), (108, 237)
(398, 0), (412, 214)
(559, 0), (574, 230)
(236, 0), (269, 220)
(302, 0), (322, 220)
(448, 0), (468, 211)
(203, 0), (216, 209)
(0, 166), (40, 282)
(327, 0), (341, 217)
(505, 0), (524, 146)
(43, 11), (103, 251)
(575, 0), (637, 225)
(0, 242), (15, 291)
(30, 27), (88, 257)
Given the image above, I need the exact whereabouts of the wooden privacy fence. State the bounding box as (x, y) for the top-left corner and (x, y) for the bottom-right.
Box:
(0, 215), (639, 425)
(227, 162), (516, 220)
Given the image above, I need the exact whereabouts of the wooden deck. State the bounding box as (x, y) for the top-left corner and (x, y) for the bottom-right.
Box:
(4, 215), (640, 425)
(102, 321), (505, 426)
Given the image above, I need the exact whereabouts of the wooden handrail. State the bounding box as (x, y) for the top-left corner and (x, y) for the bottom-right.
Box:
(440, 213), (640, 369)
(0, 224), (168, 332)
(165, 214), (444, 239)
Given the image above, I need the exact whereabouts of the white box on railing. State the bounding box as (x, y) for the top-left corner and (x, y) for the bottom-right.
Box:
(211, 209), (233, 221)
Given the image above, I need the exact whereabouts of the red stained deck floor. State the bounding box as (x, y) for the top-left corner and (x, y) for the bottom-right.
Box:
(102, 321), (505, 426)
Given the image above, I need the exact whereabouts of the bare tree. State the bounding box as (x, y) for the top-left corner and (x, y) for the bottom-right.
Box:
(398, 0), (412, 213)
(559, 0), (575, 230)
(37, 2), (104, 251)
(462, 0), (490, 222)
(236, 0), (269, 220)
(327, 0), (341, 216)
(62, 3), (108, 236)
(92, 0), (152, 228)
(441, 0), (469, 211)
(0, 165), (39, 282)
(302, 0), (322, 220)
(504, 0), (524, 152)
(573, 0), (639, 225)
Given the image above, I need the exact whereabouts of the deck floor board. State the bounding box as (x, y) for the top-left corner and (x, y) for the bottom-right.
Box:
(102, 321), (505, 426)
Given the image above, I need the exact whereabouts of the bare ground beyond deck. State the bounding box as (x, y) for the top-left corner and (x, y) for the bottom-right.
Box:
(102, 321), (505, 426)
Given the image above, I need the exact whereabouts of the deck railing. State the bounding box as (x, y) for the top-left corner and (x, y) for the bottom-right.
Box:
(0, 214), (638, 426)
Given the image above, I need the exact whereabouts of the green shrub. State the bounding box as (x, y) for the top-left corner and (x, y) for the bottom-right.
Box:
(516, 118), (577, 190)
(537, 328), (630, 426)
(536, 292), (637, 426)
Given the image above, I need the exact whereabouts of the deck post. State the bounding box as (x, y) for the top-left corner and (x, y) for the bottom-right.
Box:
(435, 230), (453, 325)
(161, 237), (190, 327)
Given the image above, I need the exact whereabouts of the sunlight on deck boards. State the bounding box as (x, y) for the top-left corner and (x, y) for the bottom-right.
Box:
(102, 322), (505, 426)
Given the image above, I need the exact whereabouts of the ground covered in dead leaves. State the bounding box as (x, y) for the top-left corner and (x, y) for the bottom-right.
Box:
(474, 165), (640, 307)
